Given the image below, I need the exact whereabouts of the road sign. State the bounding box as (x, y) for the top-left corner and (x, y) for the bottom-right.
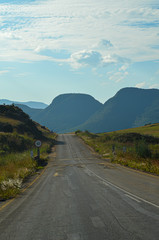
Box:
(35, 140), (42, 148)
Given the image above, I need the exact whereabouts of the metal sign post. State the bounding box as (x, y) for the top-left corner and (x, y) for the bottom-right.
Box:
(35, 140), (42, 160)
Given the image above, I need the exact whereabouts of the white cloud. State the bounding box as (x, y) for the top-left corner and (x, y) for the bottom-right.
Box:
(107, 62), (129, 83)
(135, 82), (146, 88)
(102, 55), (117, 64)
(99, 39), (113, 49)
(0, 0), (158, 64)
(149, 84), (159, 89)
(70, 50), (102, 68)
(119, 64), (129, 71)
(16, 72), (30, 77)
(69, 49), (129, 69)
(109, 71), (129, 83)
(0, 70), (9, 75)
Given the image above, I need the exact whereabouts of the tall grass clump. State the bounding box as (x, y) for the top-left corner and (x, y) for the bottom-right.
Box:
(0, 132), (34, 154)
(0, 151), (36, 199)
(76, 130), (159, 175)
(0, 105), (57, 199)
(135, 140), (151, 159)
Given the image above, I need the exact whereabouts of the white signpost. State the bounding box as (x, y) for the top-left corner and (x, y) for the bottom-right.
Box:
(35, 140), (42, 160)
(35, 140), (42, 148)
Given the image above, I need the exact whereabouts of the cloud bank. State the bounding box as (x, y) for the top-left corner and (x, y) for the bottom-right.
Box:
(0, 0), (158, 67)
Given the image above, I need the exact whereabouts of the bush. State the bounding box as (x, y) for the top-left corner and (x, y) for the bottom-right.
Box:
(114, 132), (159, 144)
(0, 123), (13, 133)
(100, 135), (112, 142)
(84, 130), (98, 139)
(75, 130), (82, 134)
(135, 140), (151, 158)
(0, 133), (33, 154)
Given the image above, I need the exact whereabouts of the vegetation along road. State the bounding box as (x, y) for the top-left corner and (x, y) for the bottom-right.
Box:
(0, 134), (159, 240)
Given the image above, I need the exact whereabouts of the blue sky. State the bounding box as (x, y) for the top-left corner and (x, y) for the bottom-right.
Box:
(0, 0), (159, 104)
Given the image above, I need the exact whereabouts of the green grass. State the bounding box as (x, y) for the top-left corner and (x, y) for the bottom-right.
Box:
(0, 133), (56, 200)
(113, 123), (159, 138)
(0, 116), (21, 126)
(0, 105), (57, 200)
(0, 151), (36, 199)
(76, 126), (159, 176)
(0, 132), (34, 154)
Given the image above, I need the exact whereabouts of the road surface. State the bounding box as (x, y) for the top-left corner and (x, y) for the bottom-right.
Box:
(0, 134), (159, 240)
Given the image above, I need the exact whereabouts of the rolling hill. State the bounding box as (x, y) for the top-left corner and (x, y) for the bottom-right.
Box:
(32, 93), (103, 133)
(3, 87), (159, 134)
(74, 87), (159, 133)
(15, 104), (42, 119)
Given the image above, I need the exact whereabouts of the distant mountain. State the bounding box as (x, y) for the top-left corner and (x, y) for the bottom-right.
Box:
(33, 93), (103, 133)
(15, 104), (42, 119)
(0, 99), (48, 109)
(6, 88), (159, 134)
(74, 88), (159, 133)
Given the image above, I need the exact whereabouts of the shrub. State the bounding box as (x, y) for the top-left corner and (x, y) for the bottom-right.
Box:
(100, 135), (112, 142)
(75, 130), (82, 134)
(114, 132), (159, 144)
(0, 133), (33, 153)
(135, 140), (151, 159)
(0, 123), (13, 133)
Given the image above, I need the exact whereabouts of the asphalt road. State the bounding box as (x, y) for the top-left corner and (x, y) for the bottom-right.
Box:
(0, 134), (159, 240)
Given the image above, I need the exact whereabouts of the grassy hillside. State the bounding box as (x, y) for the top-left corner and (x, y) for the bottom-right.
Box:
(0, 105), (56, 200)
(75, 88), (159, 133)
(0, 104), (45, 139)
(111, 123), (159, 138)
(76, 123), (159, 175)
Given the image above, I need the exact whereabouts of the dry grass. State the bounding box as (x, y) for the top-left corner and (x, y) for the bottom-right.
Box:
(0, 151), (36, 199)
(0, 116), (21, 126)
(76, 126), (159, 176)
(113, 123), (159, 138)
(0, 132), (56, 200)
(0, 138), (56, 200)
(0, 105), (57, 199)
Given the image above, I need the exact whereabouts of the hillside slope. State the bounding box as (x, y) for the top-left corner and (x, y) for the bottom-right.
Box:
(33, 93), (103, 133)
(0, 104), (46, 140)
(0, 105), (56, 200)
(74, 88), (159, 133)
(15, 104), (42, 119)
(134, 98), (159, 127)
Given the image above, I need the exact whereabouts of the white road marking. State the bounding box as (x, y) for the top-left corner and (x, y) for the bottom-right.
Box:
(102, 181), (109, 187)
(83, 168), (93, 176)
(125, 194), (141, 203)
(84, 166), (159, 209)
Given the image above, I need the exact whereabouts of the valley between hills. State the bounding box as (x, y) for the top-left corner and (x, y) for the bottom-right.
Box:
(2, 87), (159, 134)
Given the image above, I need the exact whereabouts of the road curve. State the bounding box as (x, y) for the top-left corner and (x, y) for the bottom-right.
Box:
(0, 134), (159, 240)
